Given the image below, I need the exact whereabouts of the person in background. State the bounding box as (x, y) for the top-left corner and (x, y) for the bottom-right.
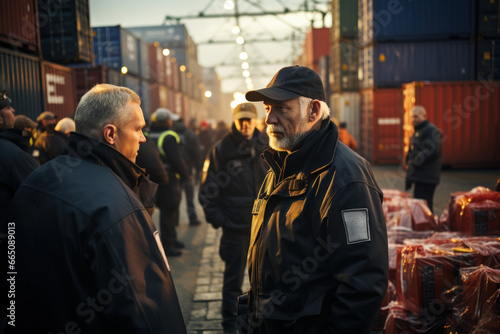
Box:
(199, 102), (268, 334)
(13, 114), (37, 133)
(33, 117), (75, 164)
(149, 108), (191, 256)
(405, 105), (442, 213)
(32, 110), (57, 143)
(0, 92), (39, 332)
(242, 65), (388, 333)
(339, 121), (357, 151)
(173, 117), (203, 226)
(198, 120), (216, 163)
(10, 84), (186, 334)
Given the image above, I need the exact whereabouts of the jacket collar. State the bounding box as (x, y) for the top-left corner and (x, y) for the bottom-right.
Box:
(263, 119), (339, 183)
(414, 120), (429, 131)
(0, 128), (31, 151)
(66, 132), (157, 212)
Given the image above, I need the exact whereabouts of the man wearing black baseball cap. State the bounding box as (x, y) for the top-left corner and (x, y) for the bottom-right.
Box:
(241, 66), (388, 334)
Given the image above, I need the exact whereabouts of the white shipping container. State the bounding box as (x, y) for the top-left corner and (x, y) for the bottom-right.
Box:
(331, 92), (361, 145)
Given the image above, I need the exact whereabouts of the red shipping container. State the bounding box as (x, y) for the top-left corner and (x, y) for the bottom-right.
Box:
(74, 65), (123, 102)
(360, 88), (403, 164)
(300, 27), (330, 73)
(148, 44), (166, 84)
(149, 84), (168, 113)
(41, 61), (76, 119)
(0, 0), (40, 55)
(403, 81), (500, 168)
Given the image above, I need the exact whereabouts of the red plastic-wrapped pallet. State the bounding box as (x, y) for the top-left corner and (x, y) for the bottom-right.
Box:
(450, 187), (500, 236)
(396, 245), (480, 317)
(384, 302), (447, 334)
(447, 266), (500, 333)
(383, 189), (437, 231)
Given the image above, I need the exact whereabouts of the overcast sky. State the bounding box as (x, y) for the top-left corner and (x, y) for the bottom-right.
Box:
(89, 0), (330, 93)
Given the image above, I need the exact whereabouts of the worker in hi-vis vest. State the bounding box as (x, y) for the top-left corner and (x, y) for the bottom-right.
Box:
(148, 108), (192, 256)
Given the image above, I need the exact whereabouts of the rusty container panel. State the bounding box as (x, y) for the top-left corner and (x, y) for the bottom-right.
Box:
(360, 88), (404, 164)
(0, 0), (40, 55)
(403, 81), (500, 167)
(0, 47), (43, 120)
(41, 61), (76, 119)
(74, 65), (123, 101)
(148, 44), (166, 84)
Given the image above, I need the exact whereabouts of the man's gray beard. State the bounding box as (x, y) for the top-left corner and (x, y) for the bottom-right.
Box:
(268, 128), (309, 151)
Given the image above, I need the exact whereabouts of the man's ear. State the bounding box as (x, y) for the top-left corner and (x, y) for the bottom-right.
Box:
(103, 124), (117, 145)
(309, 100), (321, 122)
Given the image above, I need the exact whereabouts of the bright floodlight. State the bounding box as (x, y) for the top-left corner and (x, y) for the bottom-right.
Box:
(242, 62), (249, 69)
(224, 1), (234, 10)
(121, 66), (128, 74)
(163, 48), (170, 56)
(232, 26), (240, 34)
(239, 51), (248, 60)
(205, 90), (212, 98)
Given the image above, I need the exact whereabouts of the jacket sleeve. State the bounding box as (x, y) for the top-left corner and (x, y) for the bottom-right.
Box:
(161, 135), (191, 180)
(325, 182), (388, 334)
(198, 144), (229, 229)
(85, 211), (186, 333)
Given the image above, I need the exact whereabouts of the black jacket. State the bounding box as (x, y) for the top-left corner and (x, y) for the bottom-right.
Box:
(199, 124), (268, 230)
(405, 120), (442, 185)
(33, 130), (69, 164)
(173, 121), (203, 172)
(10, 132), (186, 334)
(0, 129), (38, 230)
(246, 120), (388, 333)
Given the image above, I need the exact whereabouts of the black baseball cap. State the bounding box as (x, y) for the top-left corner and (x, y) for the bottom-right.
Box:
(0, 92), (12, 110)
(245, 65), (326, 102)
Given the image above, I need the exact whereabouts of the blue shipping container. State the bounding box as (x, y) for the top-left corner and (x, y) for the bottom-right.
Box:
(359, 40), (475, 88)
(359, 0), (476, 45)
(93, 26), (140, 76)
(477, 39), (500, 80)
(0, 47), (44, 120)
(477, 0), (500, 37)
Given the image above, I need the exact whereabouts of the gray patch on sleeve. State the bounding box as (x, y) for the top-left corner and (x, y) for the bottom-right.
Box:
(341, 208), (370, 244)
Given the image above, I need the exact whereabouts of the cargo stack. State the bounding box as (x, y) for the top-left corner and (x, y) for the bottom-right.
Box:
(0, 0), (87, 120)
(477, 0), (500, 81)
(357, 0), (476, 164)
(330, 0), (361, 147)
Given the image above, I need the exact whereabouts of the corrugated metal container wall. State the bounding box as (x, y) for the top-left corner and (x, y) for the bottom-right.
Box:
(0, 47), (43, 120)
(302, 28), (330, 73)
(331, 92), (361, 146)
(403, 81), (500, 167)
(139, 80), (151, 119)
(331, 40), (359, 92)
(93, 26), (140, 76)
(360, 88), (403, 164)
(167, 89), (177, 113)
(38, 0), (93, 63)
(41, 61), (76, 118)
(149, 84), (168, 112)
(74, 65), (123, 101)
(477, 39), (500, 80)
(148, 44), (166, 84)
(359, 40), (475, 89)
(318, 55), (330, 104)
(138, 40), (149, 81)
(0, 0), (40, 55)
(332, 0), (357, 41)
(358, 0), (475, 46)
(166, 55), (174, 88)
(478, 0), (500, 37)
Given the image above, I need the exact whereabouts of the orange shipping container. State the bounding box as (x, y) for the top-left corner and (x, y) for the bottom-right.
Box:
(360, 88), (404, 164)
(41, 61), (76, 119)
(403, 81), (500, 167)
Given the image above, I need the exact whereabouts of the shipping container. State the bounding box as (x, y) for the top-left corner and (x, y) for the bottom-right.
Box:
(38, 0), (92, 64)
(0, 47), (43, 120)
(318, 55), (330, 104)
(149, 84), (168, 113)
(331, 92), (361, 146)
(332, 0), (358, 41)
(74, 65), (123, 101)
(93, 26), (140, 76)
(138, 40), (149, 81)
(128, 25), (200, 79)
(0, 0), (40, 55)
(478, 0), (500, 37)
(331, 40), (359, 92)
(139, 80), (151, 119)
(148, 44), (166, 84)
(358, 0), (475, 46)
(360, 88), (403, 164)
(41, 61), (76, 118)
(403, 81), (500, 167)
(300, 27), (330, 73)
(359, 40), (475, 89)
(477, 39), (500, 80)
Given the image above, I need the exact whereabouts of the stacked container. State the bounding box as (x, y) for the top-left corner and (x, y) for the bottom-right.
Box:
(477, 0), (500, 80)
(0, 0), (40, 55)
(357, 0), (477, 164)
(330, 0), (361, 146)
